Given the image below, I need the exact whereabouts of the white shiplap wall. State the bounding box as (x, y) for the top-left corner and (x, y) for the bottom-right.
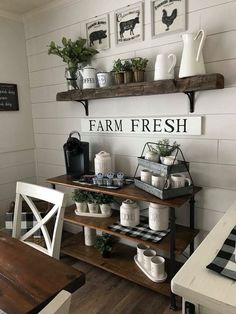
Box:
(24, 0), (236, 233)
(0, 15), (36, 226)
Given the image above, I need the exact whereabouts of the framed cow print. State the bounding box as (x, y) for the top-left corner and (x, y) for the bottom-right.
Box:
(115, 2), (144, 46)
(151, 0), (186, 37)
(86, 14), (110, 50)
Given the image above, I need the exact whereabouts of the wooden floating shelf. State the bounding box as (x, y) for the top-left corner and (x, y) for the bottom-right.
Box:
(63, 205), (198, 256)
(56, 73), (224, 115)
(61, 232), (182, 297)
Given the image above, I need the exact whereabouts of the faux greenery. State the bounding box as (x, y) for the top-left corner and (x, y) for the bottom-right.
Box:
(150, 139), (180, 157)
(87, 192), (101, 204)
(96, 193), (114, 205)
(72, 190), (88, 203)
(112, 59), (123, 72)
(94, 232), (117, 257)
(48, 37), (98, 68)
(122, 60), (132, 72)
(131, 57), (148, 71)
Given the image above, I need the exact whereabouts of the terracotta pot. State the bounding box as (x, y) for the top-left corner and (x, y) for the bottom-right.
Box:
(113, 72), (124, 85)
(124, 71), (134, 84)
(133, 70), (145, 83)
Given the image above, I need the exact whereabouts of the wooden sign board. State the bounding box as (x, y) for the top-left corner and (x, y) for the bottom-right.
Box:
(0, 83), (19, 111)
(81, 116), (202, 135)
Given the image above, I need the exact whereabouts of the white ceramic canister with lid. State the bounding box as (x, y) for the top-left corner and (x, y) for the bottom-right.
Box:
(149, 203), (169, 231)
(120, 199), (140, 227)
(94, 151), (112, 175)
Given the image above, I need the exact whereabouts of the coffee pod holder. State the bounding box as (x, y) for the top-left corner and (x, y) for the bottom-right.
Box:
(133, 141), (194, 199)
(134, 255), (167, 283)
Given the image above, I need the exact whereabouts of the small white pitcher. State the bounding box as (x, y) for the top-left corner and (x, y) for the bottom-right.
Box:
(154, 53), (177, 80)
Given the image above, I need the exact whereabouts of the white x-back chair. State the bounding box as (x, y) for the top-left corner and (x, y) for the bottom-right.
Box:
(12, 181), (66, 259)
(39, 290), (71, 314)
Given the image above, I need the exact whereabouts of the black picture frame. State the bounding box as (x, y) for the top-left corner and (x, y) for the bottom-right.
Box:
(0, 83), (19, 111)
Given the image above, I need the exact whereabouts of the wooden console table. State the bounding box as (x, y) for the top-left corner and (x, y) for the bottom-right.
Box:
(47, 174), (201, 310)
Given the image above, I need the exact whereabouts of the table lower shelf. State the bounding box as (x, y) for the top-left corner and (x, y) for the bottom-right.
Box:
(61, 232), (182, 297)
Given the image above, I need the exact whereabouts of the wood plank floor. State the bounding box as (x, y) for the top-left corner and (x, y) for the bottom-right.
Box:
(61, 257), (182, 314)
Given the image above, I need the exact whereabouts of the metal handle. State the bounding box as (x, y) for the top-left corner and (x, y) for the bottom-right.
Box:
(69, 131), (81, 140)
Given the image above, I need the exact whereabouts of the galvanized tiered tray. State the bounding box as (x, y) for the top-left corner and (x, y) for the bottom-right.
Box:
(134, 141), (194, 200)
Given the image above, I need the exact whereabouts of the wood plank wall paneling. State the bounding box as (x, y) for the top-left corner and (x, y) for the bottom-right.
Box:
(24, 0), (236, 233)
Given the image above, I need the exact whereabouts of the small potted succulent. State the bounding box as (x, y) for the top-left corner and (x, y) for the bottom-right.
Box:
(94, 232), (117, 258)
(123, 60), (133, 84)
(72, 189), (88, 213)
(87, 192), (100, 214)
(131, 57), (148, 83)
(48, 37), (98, 90)
(96, 193), (114, 215)
(112, 58), (124, 85)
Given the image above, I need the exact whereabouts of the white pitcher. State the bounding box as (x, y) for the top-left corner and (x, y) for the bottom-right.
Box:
(79, 65), (97, 89)
(179, 29), (206, 78)
(154, 53), (177, 80)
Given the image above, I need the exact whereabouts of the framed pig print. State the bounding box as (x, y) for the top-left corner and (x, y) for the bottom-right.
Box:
(115, 2), (144, 46)
(86, 14), (110, 50)
(151, 0), (186, 37)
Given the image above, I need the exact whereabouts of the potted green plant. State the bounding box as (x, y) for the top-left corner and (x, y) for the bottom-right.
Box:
(48, 37), (98, 90)
(131, 57), (148, 82)
(94, 232), (117, 258)
(72, 189), (88, 213)
(112, 58), (124, 85)
(87, 192), (100, 214)
(96, 193), (114, 215)
(150, 139), (180, 164)
(123, 60), (133, 84)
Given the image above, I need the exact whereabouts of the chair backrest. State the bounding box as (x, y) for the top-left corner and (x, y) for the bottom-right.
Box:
(39, 290), (71, 314)
(12, 181), (66, 259)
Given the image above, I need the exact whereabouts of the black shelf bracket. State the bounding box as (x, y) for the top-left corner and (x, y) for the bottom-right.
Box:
(76, 100), (89, 116)
(184, 91), (195, 113)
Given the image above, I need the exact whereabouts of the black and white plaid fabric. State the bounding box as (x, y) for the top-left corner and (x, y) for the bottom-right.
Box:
(207, 225), (236, 280)
(108, 217), (170, 243)
(5, 212), (45, 238)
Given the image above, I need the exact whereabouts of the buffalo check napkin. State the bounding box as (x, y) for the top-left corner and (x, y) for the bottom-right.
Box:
(207, 225), (236, 280)
(108, 217), (170, 243)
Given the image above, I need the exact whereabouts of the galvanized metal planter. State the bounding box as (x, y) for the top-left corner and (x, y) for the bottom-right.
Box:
(134, 178), (194, 200)
(137, 157), (189, 175)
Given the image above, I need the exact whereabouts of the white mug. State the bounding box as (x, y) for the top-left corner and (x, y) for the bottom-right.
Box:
(151, 256), (165, 279)
(137, 243), (149, 264)
(160, 156), (178, 166)
(143, 249), (156, 271)
(141, 169), (152, 184)
(97, 72), (112, 88)
(151, 174), (170, 190)
(154, 53), (177, 80)
(171, 174), (191, 189)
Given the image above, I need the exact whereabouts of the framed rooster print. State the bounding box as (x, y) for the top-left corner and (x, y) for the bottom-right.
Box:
(115, 2), (144, 46)
(151, 0), (186, 37)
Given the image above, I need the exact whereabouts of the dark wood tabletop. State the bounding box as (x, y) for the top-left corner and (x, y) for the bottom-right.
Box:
(0, 231), (85, 314)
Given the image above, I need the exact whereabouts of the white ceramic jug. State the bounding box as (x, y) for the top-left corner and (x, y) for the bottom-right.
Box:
(79, 65), (97, 89)
(179, 29), (206, 78)
(154, 53), (177, 80)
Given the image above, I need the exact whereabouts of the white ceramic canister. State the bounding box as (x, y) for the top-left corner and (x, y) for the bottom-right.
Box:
(149, 203), (169, 231)
(120, 199), (140, 227)
(94, 151), (112, 175)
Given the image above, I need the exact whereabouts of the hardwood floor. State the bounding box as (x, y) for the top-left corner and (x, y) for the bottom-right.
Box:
(62, 257), (182, 314)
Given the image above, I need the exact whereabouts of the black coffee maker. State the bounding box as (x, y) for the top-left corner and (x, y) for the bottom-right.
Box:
(63, 131), (89, 178)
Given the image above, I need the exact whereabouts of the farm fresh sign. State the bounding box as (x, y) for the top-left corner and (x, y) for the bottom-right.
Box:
(81, 116), (202, 135)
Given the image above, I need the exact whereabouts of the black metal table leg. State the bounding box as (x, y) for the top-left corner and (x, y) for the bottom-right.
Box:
(51, 184), (56, 190)
(189, 197), (195, 255)
(170, 206), (177, 310)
